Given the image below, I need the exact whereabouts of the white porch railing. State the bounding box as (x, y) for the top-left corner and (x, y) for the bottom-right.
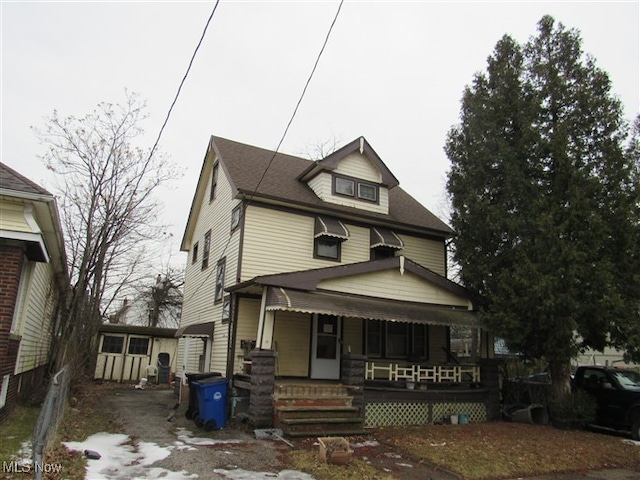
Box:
(365, 361), (481, 383)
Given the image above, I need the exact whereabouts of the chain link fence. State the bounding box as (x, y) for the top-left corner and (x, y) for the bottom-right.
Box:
(32, 366), (70, 480)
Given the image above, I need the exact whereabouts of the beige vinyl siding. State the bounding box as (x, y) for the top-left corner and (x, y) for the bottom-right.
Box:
(176, 337), (207, 375)
(210, 323), (229, 374)
(14, 261), (55, 374)
(241, 207), (371, 280)
(429, 326), (449, 363)
(0, 201), (31, 232)
(181, 155), (242, 376)
(318, 270), (471, 308)
(307, 174), (331, 202)
(231, 298), (261, 374)
(342, 317), (363, 355)
(335, 152), (382, 183)
(273, 311), (310, 377)
(399, 235), (447, 275)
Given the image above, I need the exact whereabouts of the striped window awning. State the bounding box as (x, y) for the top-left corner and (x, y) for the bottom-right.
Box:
(265, 287), (480, 328)
(370, 227), (404, 249)
(314, 216), (349, 240)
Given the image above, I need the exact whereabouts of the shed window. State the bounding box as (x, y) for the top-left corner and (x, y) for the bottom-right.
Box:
(101, 335), (124, 354)
(128, 337), (150, 355)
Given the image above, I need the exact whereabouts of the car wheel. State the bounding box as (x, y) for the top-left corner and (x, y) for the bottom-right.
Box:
(632, 417), (640, 441)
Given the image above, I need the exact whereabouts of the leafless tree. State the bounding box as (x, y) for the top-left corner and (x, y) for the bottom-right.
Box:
(144, 269), (184, 328)
(33, 92), (181, 378)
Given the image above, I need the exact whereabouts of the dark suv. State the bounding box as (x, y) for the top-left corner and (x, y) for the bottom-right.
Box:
(573, 365), (640, 440)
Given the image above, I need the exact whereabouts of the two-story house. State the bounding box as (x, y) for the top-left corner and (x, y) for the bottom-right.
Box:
(177, 136), (498, 434)
(0, 163), (67, 422)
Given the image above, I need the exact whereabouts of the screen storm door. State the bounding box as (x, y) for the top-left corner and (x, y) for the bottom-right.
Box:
(311, 314), (342, 380)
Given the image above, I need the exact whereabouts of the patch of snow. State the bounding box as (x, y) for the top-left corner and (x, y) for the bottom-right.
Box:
(396, 462), (414, 468)
(62, 431), (314, 480)
(175, 427), (243, 446)
(213, 469), (315, 479)
(10, 440), (33, 467)
(622, 439), (640, 446)
(350, 440), (379, 448)
(63, 432), (197, 480)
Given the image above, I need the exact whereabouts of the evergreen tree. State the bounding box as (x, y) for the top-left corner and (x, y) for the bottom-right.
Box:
(446, 16), (639, 399)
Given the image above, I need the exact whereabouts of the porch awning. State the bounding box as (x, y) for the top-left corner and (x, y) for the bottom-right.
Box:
(314, 216), (349, 240)
(370, 227), (404, 249)
(265, 287), (481, 328)
(175, 321), (215, 338)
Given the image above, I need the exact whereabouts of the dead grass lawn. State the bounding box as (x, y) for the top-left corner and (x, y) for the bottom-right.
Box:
(376, 422), (640, 479)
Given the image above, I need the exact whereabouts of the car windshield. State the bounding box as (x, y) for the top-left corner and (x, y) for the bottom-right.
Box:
(612, 371), (640, 389)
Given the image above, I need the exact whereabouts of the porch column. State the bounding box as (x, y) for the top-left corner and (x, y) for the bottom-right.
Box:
(248, 349), (276, 428)
(479, 358), (501, 420)
(256, 288), (275, 349)
(341, 354), (366, 421)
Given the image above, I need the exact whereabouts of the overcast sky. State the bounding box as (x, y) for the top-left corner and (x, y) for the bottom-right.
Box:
(2, 1), (638, 268)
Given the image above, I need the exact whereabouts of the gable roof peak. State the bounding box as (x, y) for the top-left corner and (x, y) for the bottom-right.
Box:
(298, 137), (399, 188)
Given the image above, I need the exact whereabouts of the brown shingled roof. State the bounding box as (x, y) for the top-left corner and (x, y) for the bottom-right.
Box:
(0, 162), (52, 196)
(212, 136), (452, 236)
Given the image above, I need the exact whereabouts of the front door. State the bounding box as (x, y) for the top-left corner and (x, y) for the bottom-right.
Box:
(311, 314), (341, 379)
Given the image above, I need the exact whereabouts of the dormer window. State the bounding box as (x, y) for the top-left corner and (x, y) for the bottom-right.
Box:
(358, 183), (377, 202)
(335, 177), (355, 196)
(333, 175), (379, 204)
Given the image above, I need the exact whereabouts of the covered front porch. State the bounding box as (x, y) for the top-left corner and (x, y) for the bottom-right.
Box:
(227, 257), (499, 434)
(232, 351), (500, 435)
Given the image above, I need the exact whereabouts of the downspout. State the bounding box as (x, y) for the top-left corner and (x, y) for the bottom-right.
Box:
(226, 293), (239, 379)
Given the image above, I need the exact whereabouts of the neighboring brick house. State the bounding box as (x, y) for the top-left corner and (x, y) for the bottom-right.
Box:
(0, 163), (67, 421)
(177, 136), (498, 433)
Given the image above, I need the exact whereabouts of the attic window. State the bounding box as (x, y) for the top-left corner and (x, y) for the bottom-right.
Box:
(333, 174), (379, 203)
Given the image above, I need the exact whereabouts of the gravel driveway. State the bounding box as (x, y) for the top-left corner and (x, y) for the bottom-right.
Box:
(86, 386), (297, 479)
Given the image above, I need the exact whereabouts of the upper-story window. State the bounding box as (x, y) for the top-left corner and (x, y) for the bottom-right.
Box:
(210, 163), (219, 202)
(230, 205), (241, 231)
(314, 216), (349, 262)
(192, 242), (199, 264)
(215, 258), (226, 302)
(202, 230), (211, 270)
(333, 174), (378, 203)
(315, 237), (341, 261)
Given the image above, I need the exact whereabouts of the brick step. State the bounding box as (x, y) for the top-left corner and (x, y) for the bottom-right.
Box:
(277, 408), (359, 422)
(276, 405), (359, 413)
(274, 396), (354, 408)
(274, 384), (351, 397)
(281, 421), (365, 437)
(279, 417), (363, 425)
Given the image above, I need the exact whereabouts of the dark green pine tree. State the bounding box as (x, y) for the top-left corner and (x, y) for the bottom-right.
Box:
(446, 16), (639, 400)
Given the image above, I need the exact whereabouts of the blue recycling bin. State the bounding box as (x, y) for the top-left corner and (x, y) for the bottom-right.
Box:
(193, 377), (228, 431)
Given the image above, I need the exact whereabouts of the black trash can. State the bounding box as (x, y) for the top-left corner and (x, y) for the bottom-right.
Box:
(184, 372), (221, 420)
